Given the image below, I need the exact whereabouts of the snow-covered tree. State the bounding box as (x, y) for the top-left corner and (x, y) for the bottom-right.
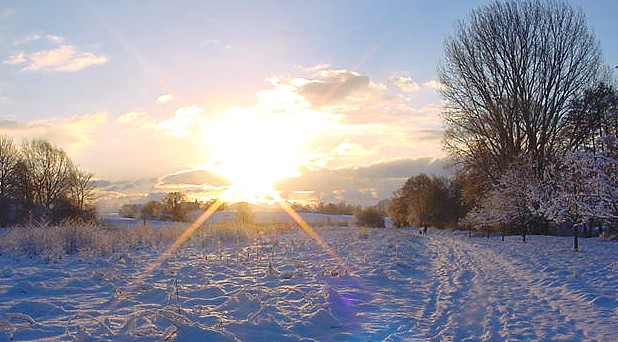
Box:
(594, 136), (618, 223)
(461, 187), (514, 239)
(540, 136), (617, 249)
(460, 157), (547, 242)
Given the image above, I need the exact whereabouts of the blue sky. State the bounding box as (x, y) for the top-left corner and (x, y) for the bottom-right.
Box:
(0, 0), (616, 206)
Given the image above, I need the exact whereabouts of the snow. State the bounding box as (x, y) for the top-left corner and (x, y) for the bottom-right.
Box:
(0, 226), (616, 341)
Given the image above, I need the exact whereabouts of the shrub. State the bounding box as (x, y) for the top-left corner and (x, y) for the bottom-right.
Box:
(355, 208), (385, 228)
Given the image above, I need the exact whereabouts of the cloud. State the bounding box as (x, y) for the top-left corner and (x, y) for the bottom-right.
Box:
(274, 157), (449, 206)
(423, 80), (446, 90)
(156, 105), (206, 137)
(298, 70), (372, 106)
(156, 94), (175, 103)
(158, 169), (230, 188)
(3, 34), (107, 72)
(253, 68), (446, 173)
(299, 63), (332, 73)
(3, 52), (26, 65)
(389, 76), (421, 92)
(0, 112), (107, 157)
(116, 111), (148, 124)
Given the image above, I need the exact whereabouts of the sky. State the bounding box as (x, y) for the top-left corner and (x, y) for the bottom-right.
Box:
(1, 1), (616, 208)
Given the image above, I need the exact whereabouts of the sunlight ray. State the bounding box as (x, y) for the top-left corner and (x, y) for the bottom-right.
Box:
(108, 198), (224, 310)
(109, 186), (351, 313)
(270, 190), (351, 274)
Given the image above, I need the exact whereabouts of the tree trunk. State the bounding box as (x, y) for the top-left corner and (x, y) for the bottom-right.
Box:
(574, 225), (579, 252)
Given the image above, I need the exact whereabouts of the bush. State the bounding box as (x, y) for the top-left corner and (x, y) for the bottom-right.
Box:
(355, 208), (385, 228)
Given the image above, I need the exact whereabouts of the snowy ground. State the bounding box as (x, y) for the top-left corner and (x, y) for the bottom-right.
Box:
(0, 226), (616, 341)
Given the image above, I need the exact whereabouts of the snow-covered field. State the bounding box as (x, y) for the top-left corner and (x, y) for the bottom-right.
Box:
(0, 226), (616, 341)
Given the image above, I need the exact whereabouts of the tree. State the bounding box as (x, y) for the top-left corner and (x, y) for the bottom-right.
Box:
(0, 136), (19, 225)
(541, 139), (618, 246)
(542, 151), (597, 250)
(537, 83), (618, 246)
(9, 160), (35, 222)
(564, 83), (618, 154)
(0, 136), (18, 199)
(492, 159), (546, 241)
(20, 139), (76, 219)
(388, 174), (466, 228)
(387, 194), (409, 228)
(0, 137), (96, 224)
(234, 202), (254, 225)
(162, 192), (189, 222)
(141, 201), (163, 221)
(69, 170), (95, 219)
(440, 0), (602, 203)
(461, 187), (513, 239)
(119, 204), (140, 218)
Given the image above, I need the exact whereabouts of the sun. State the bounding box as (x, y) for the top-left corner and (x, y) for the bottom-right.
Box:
(205, 107), (320, 202)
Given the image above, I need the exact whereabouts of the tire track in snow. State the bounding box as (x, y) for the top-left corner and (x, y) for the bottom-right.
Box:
(462, 237), (616, 341)
(421, 233), (615, 341)
(418, 236), (477, 340)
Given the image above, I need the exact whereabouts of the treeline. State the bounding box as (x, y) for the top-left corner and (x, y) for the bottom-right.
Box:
(0, 137), (95, 226)
(120, 197), (364, 223)
(119, 192), (208, 222)
(291, 201), (361, 215)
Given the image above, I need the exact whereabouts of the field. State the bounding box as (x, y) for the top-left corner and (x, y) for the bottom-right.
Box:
(0, 221), (616, 341)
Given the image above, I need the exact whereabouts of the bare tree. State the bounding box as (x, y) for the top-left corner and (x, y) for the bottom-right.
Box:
(70, 169), (94, 212)
(0, 136), (18, 198)
(20, 139), (77, 218)
(0, 136), (19, 225)
(440, 0), (602, 201)
(564, 83), (618, 154)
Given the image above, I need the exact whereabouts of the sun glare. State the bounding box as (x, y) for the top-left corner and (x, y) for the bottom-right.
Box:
(206, 107), (321, 202)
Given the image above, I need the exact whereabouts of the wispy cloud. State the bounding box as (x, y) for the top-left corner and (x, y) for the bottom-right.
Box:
(0, 112), (107, 156)
(299, 63), (332, 73)
(156, 94), (175, 103)
(3, 52), (26, 65)
(116, 111), (149, 124)
(389, 76), (421, 92)
(3, 34), (107, 72)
